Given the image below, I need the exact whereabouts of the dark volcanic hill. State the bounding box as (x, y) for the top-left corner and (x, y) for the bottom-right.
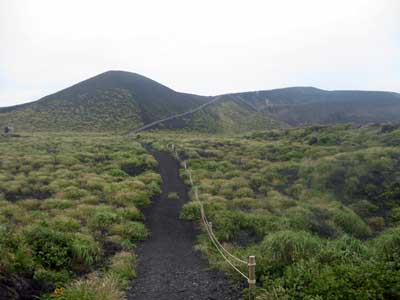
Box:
(233, 87), (400, 126)
(152, 87), (400, 132)
(1, 71), (399, 133)
(0, 71), (209, 131)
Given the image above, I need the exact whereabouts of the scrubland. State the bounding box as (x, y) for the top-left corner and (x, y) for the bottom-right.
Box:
(146, 123), (400, 299)
(0, 133), (161, 299)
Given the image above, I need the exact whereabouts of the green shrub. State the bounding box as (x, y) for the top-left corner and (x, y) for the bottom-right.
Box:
(167, 192), (179, 200)
(109, 169), (128, 177)
(180, 202), (201, 221)
(0, 226), (34, 274)
(111, 221), (149, 241)
(33, 269), (71, 287)
(88, 211), (118, 233)
(367, 216), (385, 232)
(52, 217), (81, 232)
(107, 252), (137, 288)
(118, 207), (143, 221)
(25, 226), (72, 270)
(390, 207), (400, 224)
(55, 280), (98, 300)
(275, 256), (400, 300)
(283, 206), (314, 231)
(146, 181), (161, 195)
(62, 187), (89, 200)
(57, 274), (125, 300)
(261, 230), (322, 267)
(332, 209), (371, 239)
(349, 200), (379, 218)
(113, 191), (150, 208)
(374, 227), (400, 261)
(318, 235), (369, 264)
(70, 234), (101, 267)
(42, 198), (74, 210)
(18, 199), (42, 210)
(234, 187), (254, 198)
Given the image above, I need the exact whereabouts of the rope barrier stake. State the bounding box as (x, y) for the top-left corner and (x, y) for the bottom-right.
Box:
(189, 170), (193, 185)
(248, 256), (256, 290)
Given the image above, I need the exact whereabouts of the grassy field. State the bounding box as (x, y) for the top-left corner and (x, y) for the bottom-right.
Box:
(144, 123), (400, 299)
(1, 124), (399, 300)
(0, 132), (161, 299)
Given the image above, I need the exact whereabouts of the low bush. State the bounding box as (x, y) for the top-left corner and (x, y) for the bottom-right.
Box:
(318, 235), (369, 264)
(118, 207), (143, 221)
(107, 252), (137, 288)
(332, 209), (371, 239)
(70, 234), (101, 267)
(56, 273), (125, 300)
(260, 230), (322, 268)
(33, 269), (71, 288)
(168, 192), (179, 200)
(52, 217), (81, 232)
(374, 227), (400, 261)
(88, 210), (118, 233)
(25, 226), (72, 270)
(180, 202), (201, 221)
(111, 221), (149, 242)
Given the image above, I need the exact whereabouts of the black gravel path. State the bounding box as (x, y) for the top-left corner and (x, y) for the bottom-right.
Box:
(128, 149), (242, 300)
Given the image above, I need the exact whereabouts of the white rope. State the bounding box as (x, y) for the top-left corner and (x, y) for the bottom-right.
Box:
(202, 206), (248, 265)
(192, 179), (248, 265)
(172, 144), (250, 278)
(201, 205), (250, 280)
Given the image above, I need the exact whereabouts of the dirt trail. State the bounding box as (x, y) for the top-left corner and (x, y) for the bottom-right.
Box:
(128, 148), (242, 300)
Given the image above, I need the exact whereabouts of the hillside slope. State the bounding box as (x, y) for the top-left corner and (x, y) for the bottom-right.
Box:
(0, 71), (209, 131)
(234, 87), (400, 125)
(1, 71), (399, 133)
(152, 96), (286, 133)
(142, 88), (400, 133)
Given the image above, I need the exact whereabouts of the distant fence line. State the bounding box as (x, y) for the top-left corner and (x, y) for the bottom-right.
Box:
(125, 94), (268, 135)
(126, 96), (223, 135)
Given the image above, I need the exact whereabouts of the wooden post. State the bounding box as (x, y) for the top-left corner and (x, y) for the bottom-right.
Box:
(188, 169), (193, 185)
(248, 256), (256, 290)
(208, 222), (212, 231)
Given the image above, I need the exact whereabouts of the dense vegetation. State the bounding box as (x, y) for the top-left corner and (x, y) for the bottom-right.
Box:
(0, 133), (161, 299)
(145, 123), (400, 299)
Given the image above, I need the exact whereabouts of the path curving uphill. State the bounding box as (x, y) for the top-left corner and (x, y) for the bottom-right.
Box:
(126, 96), (223, 134)
(128, 148), (242, 300)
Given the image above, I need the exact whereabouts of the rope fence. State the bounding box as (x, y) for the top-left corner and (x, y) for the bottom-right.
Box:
(168, 143), (256, 293)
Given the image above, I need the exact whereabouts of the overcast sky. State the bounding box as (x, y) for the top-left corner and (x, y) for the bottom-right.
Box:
(1, 0), (399, 107)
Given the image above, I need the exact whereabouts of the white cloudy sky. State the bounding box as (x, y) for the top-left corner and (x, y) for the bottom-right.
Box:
(1, 0), (399, 107)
